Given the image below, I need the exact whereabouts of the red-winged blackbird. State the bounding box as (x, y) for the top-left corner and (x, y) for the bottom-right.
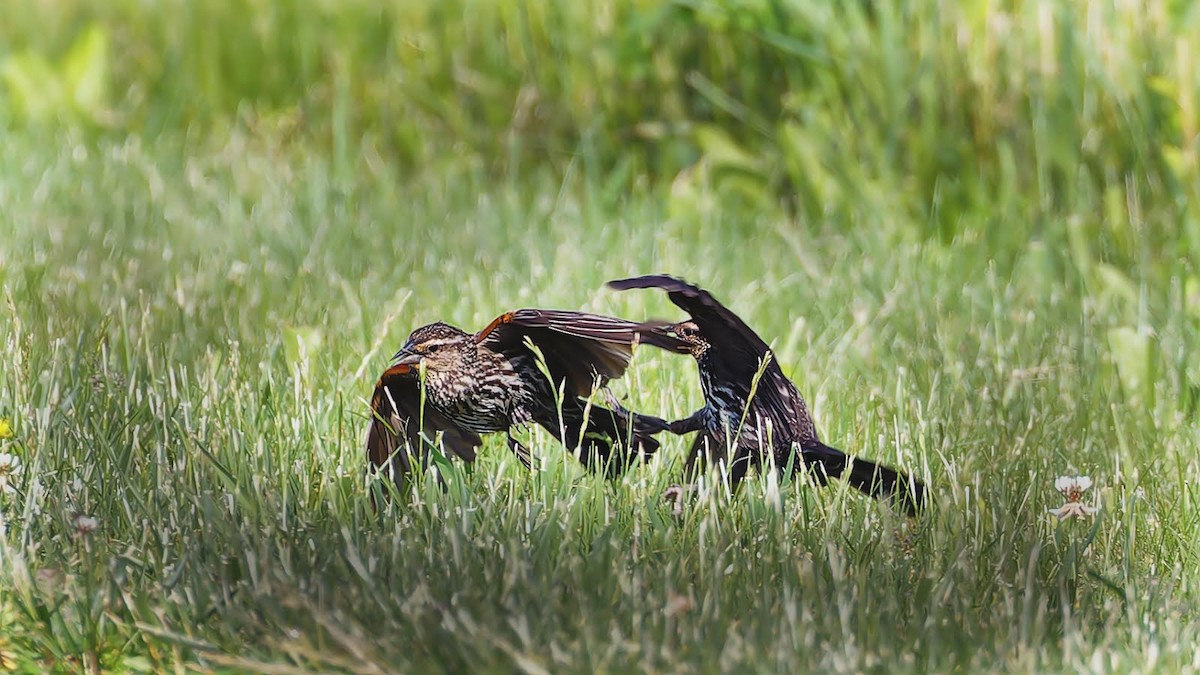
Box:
(608, 275), (928, 515)
(367, 309), (687, 489)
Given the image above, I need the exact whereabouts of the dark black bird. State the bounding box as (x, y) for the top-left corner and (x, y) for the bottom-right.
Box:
(367, 309), (687, 489)
(608, 275), (927, 514)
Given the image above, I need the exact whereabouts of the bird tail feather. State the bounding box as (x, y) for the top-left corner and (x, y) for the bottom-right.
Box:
(802, 442), (928, 515)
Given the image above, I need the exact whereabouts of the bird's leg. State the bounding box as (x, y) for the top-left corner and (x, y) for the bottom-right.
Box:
(507, 432), (533, 469)
(683, 432), (717, 477)
(726, 448), (757, 492)
(667, 410), (707, 435)
(600, 387), (669, 432)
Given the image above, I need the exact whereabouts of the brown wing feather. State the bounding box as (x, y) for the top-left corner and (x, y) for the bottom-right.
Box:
(366, 364), (482, 484)
(477, 309), (684, 396)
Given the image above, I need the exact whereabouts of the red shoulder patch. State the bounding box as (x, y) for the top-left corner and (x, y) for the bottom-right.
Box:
(475, 311), (515, 342)
(381, 363), (415, 380)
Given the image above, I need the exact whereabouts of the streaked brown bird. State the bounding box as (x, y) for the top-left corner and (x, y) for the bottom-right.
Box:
(367, 309), (687, 489)
(608, 275), (927, 515)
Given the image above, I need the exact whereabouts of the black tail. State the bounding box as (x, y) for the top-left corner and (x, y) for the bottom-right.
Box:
(540, 399), (667, 478)
(799, 442), (928, 516)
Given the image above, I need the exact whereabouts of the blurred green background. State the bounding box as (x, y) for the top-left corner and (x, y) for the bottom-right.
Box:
(4, 0), (1198, 249)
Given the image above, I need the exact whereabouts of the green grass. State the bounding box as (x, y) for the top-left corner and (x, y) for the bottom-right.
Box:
(2, 0), (1200, 672)
(2, 130), (1197, 673)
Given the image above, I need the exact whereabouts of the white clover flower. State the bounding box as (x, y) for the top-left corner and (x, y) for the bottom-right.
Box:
(1054, 475), (1093, 502)
(1048, 501), (1099, 520)
(0, 453), (21, 495)
(1048, 475), (1098, 520)
(72, 514), (100, 535)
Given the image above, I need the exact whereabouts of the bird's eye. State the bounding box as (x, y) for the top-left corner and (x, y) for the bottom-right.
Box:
(425, 343), (440, 353)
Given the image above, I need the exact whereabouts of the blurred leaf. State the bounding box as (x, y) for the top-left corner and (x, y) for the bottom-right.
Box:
(1065, 217), (1094, 278)
(1186, 276), (1200, 321)
(758, 31), (828, 63)
(1, 23), (109, 126)
(1, 54), (63, 121)
(60, 24), (110, 114)
(1093, 264), (1137, 304)
(686, 71), (769, 133)
(1146, 75), (1178, 100)
(779, 121), (839, 211)
(694, 125), (762, 173)
(121, 656), (156, 673)
(283, 326), (325, 367)
(666, 161), (718, 224)
(693, 125), (772, 207)
(1162, 145), (1195, 185)
(713, 171), (771, 205)
(1146, 75), (1183, 138)
(1102, 185), (1133, 254)
(1107, 326), (1154, 404)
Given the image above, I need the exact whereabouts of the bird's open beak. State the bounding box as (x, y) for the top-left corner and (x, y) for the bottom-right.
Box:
(639, 320), (690, 353)
(391, 344), (422, 366)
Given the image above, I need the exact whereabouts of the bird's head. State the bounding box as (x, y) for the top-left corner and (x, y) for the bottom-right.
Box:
(659, 320), (709, 359)
(392, 322), (473, 370)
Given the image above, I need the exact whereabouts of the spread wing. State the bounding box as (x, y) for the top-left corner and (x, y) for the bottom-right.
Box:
(608, 275), (818, 444)
(366, 364), (482, 481)
(607, 274), (773, 373)
(476, 309), (686, 397)
(606, 274), (775, 358)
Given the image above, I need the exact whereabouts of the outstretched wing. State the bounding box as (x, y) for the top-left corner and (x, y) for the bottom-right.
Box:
(606, 275), (773, 357)
(608, 275), (816, 443)
(366, 363), (482, 482)
(607, 274), (776, 382)
(476, 309), (686, 397)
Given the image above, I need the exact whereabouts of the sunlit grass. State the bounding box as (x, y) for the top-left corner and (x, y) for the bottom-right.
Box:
(0, 127), (1196, 671)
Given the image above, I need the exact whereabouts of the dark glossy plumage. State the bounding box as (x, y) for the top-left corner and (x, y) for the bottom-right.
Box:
(367, 308), (687, 490)
(608, 275), (927, 515)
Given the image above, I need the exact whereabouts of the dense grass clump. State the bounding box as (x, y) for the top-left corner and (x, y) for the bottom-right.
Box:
(2, 0), (1199, 671)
